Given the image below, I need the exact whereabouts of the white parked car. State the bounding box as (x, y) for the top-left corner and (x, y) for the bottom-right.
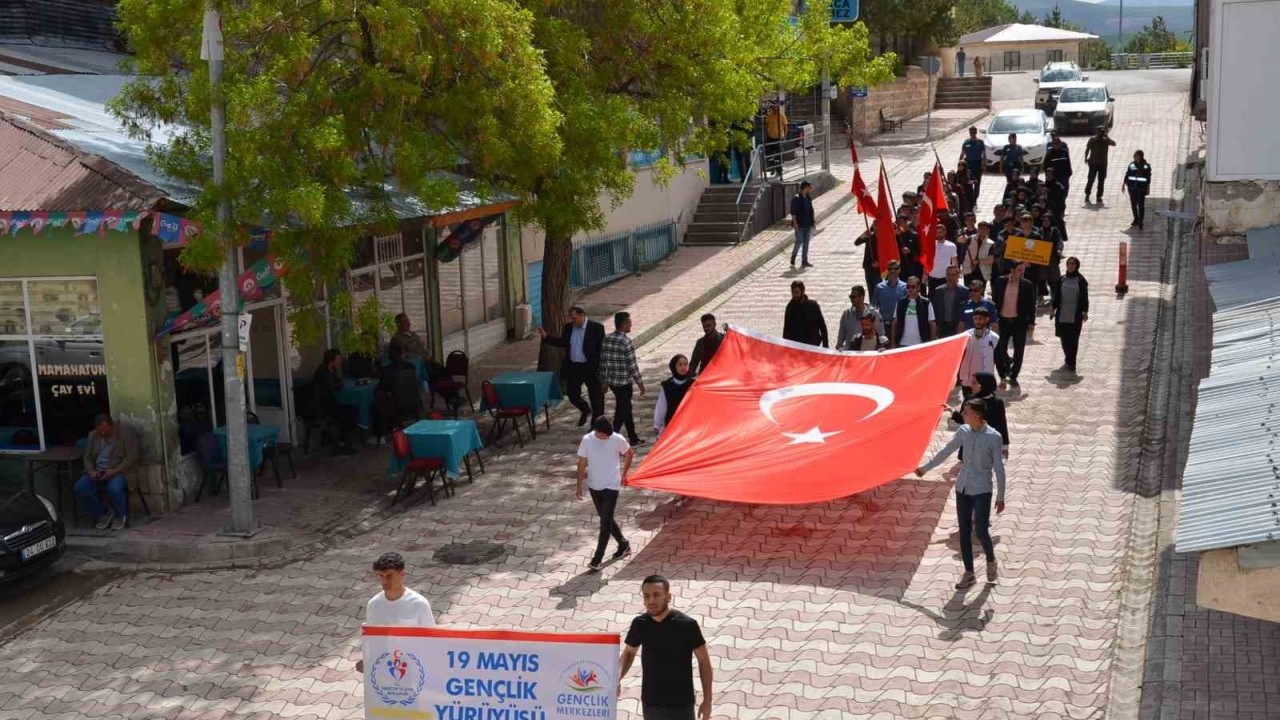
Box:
(1052, 82), (1115, 134)
(981, 109), (1052, 172)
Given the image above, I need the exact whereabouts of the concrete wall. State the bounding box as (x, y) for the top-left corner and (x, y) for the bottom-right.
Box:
(521, 160), (709, 265)
(1, 226), (179, 512)
(1201, 179), (1280, 238)
(1196, 547), (1280, 623)
(844, 66), (937, 142)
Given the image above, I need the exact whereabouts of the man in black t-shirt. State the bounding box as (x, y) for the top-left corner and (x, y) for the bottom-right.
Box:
(619, 575), (713, 720)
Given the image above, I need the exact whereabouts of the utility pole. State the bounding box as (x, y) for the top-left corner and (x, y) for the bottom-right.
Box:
(1118, 0), (1125, 47)
(203, 3), (255, 535)
(820, 65), (831, 172)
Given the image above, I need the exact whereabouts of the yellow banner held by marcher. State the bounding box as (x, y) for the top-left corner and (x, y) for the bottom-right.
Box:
(1002, 235), (1054, 266)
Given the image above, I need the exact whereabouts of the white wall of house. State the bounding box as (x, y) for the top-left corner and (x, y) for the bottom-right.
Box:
(942, 41), (1083, 76)
(1207, 0), (1280, 182)
(1202, 0), (1280, 237)
(520, 160), (709, 264)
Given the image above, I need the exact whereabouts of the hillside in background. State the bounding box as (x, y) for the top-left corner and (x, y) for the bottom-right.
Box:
(1009, 0), (1194, 44)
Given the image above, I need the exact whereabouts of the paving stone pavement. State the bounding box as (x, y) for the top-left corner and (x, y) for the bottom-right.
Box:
(0, 92), (1187, 719)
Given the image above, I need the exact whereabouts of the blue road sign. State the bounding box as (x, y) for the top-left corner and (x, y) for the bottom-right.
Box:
(831, 0), (859, 23)
(849, 86), (869, 98)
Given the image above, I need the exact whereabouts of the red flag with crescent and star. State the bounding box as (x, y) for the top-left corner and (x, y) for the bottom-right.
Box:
(627, 326), (967, 504)
(916, 159), (949, 277)
(851, 166), (876, 215)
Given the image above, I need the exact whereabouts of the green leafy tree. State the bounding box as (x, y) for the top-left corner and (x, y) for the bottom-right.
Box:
(113, 0), (563, 354)
(500, 0), (895, 345)
(949, 0), (1022, 41)
(1043, 4), (1065, 28)
(1124, 16), (1190, 54)
(114, 0), (894, 357)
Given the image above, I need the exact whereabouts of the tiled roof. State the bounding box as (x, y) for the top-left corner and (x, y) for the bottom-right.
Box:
(0, 112), (166, 211)
(959, 23), (1098, 46)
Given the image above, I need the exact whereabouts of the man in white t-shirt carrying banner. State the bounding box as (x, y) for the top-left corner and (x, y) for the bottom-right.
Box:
(577, 417), (635, 572)
(357, 552), (436, 673)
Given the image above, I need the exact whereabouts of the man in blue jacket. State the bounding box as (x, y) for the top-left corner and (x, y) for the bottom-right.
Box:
(789, 181), (816, 268)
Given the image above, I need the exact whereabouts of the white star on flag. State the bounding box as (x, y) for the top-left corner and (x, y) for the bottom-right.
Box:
(782, 426), (843, 445)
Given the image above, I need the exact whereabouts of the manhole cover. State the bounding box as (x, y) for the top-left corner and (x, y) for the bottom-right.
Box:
(434, 542), (509, 565)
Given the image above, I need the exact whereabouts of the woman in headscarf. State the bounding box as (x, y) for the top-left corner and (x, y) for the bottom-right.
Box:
(1052, 256), (1089, 376)
(653, 354), (693, 438)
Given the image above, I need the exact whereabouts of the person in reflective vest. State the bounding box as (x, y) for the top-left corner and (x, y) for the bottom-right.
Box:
(1123, 149), (1152, 230)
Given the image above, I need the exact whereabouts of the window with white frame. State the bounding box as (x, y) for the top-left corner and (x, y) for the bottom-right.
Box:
(348, 232), (431, 347)
(0, 277), (109, 451)
(438, 222), (505, 339)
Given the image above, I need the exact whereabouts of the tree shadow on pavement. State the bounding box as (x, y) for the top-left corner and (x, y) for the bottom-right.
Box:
(613, 477), (952, 604)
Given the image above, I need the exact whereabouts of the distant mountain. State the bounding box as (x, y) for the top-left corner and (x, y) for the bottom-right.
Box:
(1008, 0), (1194, 42)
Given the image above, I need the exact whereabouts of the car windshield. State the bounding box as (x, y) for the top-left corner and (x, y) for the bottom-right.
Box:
(1041, 68), (1080, 83)
(989, 116), (1043, 134)
(1058, 87), (1106, 103)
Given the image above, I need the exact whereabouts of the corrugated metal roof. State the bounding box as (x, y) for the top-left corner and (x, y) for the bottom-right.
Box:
(1205, 255), (1280, 311)
(0, 74), (518, 222)
(1176, 272), (1280, 553)
(0, 112), (166, 211)
(959, 23), (1098, 46)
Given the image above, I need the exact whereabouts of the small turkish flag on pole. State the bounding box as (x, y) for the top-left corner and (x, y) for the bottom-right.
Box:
(851, 167), (876, 215)
(628, 327), (967, 504)
(850, 140), (860, 165)
(916, 159), (949, 278)
(874, 162), (900, 268)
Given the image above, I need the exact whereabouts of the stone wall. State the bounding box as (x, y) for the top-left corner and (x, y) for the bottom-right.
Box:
(840, 66), (937, 142)
(1202, 178), (1280, 240)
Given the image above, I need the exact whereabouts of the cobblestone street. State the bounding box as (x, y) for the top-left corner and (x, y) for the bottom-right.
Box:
(0, 90), (1192, 720)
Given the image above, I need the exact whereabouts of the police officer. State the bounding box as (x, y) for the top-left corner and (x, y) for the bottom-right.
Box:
(960, 126), (986, 195)
(1123, 149), (1152, 230)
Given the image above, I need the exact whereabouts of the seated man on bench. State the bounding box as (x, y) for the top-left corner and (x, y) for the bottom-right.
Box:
(74, 413), (140, 531)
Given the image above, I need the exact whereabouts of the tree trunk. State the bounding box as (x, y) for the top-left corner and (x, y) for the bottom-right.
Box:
(537, 225), (573, 373)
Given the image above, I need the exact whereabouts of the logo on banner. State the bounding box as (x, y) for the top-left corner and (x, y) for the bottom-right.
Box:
(370, 649), (427, 706)
(557, 661), (613, 716)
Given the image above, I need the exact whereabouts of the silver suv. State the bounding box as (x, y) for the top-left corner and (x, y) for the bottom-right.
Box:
(1034, 62), (1086, 115)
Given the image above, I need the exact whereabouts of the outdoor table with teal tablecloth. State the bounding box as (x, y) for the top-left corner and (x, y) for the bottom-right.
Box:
(482, 371), (563, 415)
(214, 424), (280, 474)
(338, 378), (378, 429)
(390, 419), (484, 479)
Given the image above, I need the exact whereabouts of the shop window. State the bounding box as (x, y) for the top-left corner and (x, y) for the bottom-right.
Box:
(347, 231), (434, 348)
(438, 255), (464, 337)
(460, 240), (486, 331)
(0, 278), (110, 451)
(1046, 50), (1063, 63)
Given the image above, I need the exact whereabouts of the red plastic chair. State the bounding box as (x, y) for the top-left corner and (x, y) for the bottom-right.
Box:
(481, 380), (534, 448)
(390, 429), (447, 505)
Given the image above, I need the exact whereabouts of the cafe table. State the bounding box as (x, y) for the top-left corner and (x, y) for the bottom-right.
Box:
(482, 371), (562, 431)
(391, 419), (485, 481)
(214, 423), (280, 476)
(338, 378), (378, 429)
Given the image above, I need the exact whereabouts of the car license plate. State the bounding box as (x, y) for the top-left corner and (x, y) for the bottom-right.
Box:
(1072, 118), (1089, 124)
(20, 536), (56, 561)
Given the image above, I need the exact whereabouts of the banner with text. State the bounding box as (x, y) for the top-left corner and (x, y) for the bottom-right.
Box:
(363, 626), (620, 720)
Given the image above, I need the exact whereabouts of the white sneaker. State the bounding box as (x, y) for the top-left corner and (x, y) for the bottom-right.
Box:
(111, 515), (127, 532)
(94, 509), (115, 530)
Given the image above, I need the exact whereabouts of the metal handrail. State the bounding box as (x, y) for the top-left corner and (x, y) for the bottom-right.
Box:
(735, 145), (762, 206)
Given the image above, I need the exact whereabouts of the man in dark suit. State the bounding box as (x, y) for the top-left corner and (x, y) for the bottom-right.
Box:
(540, 306), (606, 426)
(991, 264), (1037, 388)
(312, 348), (358, 455)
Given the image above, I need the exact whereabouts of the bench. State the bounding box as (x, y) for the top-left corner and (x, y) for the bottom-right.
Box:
(879, 108), (905, 133)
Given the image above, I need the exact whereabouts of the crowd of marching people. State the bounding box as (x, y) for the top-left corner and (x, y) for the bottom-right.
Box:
(778, 125), (1158, 388)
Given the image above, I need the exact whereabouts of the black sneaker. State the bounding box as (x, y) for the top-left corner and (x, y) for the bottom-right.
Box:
(613, 542), (632, 560)
(802, 261), (814, 268)
(588, 560), (602, 572)
(790, 259), (797, 268)
(629, 437), (646, 447)
(577, 412), (589, 427)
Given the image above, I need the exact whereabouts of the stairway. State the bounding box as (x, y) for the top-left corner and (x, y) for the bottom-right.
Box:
(683, 182), (766, 246)
(934, 76), (992, 110)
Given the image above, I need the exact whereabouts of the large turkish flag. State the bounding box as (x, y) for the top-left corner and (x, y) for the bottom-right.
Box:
(628, 326), (966, 504)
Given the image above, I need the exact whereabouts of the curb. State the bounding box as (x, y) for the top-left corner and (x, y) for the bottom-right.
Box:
(1106, 109), (1197, 720)
(865, 108), (991, 148)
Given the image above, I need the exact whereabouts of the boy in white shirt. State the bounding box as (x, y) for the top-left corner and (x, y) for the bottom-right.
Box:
(357, 551), (435, 672)
(576, 417), (635, 572)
